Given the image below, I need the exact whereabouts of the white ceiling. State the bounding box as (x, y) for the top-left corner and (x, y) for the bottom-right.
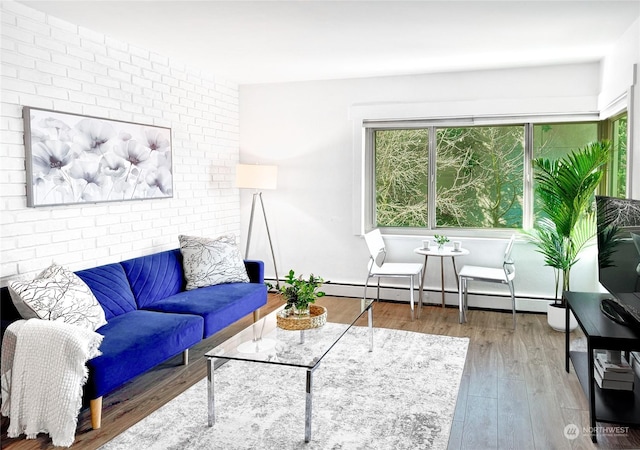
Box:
(17, 0), (640, 85)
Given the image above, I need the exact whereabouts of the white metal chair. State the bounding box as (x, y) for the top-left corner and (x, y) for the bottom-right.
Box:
(363, 229), (424, 320)
(458, 234), (517, 328)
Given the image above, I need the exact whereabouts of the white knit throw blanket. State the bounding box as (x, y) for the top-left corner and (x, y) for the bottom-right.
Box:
(1, 319), (103, 447)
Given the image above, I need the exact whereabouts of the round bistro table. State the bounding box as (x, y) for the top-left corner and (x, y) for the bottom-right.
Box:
(414, 246), (470, 307)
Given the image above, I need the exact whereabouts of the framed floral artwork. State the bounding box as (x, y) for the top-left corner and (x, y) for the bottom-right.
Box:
(23, 107), (173, 207)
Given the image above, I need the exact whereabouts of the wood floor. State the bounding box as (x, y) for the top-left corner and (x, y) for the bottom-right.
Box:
(2, 294), (640, 449)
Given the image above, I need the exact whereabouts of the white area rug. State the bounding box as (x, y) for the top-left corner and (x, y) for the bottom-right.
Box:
(100, 325), (469, 450)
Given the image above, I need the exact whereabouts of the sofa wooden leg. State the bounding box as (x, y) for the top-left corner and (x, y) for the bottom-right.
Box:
(90, 397), (102, 429)
(182, 349), (189, 365)
(253, 309), (261, 323)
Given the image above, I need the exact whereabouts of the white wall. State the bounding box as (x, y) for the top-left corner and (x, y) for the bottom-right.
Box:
(0, 1), (241, 285)
(599, 17), (640, 199)
(599, 18), (639, 110)
(240, 60), (632, 312)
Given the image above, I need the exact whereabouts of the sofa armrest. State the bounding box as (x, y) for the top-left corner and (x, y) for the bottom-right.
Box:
(1, 286), (22, 341)
(244, 260), (264, 284)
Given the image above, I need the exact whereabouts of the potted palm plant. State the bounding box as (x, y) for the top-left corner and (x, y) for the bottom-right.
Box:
(529, 141), (610, 331)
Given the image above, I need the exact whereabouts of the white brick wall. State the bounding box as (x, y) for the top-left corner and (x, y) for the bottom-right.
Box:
(0, 1), (241, 284)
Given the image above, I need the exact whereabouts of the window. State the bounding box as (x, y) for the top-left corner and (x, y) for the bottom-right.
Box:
(604, 113), (628, 198)
(375, 129), (429, 227)
(367, 117), (614, 232)
(532, 122), (599, 217)
(436, 126), (523, 228)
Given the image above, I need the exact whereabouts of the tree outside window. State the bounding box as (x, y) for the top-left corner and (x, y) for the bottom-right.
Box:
(371, 120), (609, 231)
(375, 129), (429, 227)
(609, 114), (627, 198)
(436, 126), (523, 228)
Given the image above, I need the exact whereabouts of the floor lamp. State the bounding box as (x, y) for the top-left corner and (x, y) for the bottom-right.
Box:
(236, 164), (280, 289)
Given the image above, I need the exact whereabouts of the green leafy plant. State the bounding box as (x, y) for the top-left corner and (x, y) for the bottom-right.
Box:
(596, 198), (625, 271)
(528, 141), (610, 306)
(268, 269), (326, 315)
(434, 234), (450, 246)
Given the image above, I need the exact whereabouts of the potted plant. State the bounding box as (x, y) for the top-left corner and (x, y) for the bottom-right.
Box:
(270, 269), (326, 316)
(528, 141), (610, 331)
(434, 234), (450, 251)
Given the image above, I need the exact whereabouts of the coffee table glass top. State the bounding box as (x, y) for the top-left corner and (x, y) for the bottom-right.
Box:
(205, 298), (373, 369)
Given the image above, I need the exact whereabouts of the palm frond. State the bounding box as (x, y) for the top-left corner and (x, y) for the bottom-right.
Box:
(533, 141), (610, 240)
(527, 218), (572, 270)
(568, 212), (597, 267)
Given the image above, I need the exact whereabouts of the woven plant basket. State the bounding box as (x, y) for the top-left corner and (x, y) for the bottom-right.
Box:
(276, 304), (327, 330)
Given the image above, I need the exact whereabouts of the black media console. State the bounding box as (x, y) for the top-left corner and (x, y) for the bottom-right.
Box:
(565, 291), (640, 443)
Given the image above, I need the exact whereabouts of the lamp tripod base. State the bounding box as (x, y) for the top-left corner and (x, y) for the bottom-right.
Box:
(245, 191), (280, 289)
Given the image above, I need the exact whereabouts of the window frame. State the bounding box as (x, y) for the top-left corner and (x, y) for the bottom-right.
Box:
(363, 113), (614, 237)
(601, 111), (629, 198)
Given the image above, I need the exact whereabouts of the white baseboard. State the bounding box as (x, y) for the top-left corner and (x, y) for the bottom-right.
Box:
(266, 278), (551, 314)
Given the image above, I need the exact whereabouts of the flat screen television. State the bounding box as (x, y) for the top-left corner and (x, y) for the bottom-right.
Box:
(596, 196), (640, 308)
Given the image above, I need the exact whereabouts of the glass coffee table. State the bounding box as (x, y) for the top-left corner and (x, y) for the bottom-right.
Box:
(205, 298), (374, 443)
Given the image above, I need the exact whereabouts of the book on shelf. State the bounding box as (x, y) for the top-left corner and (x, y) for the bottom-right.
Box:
(595, 352), (632, 372)
(595, 357), (635, 382)
(595, 369), (634, 390)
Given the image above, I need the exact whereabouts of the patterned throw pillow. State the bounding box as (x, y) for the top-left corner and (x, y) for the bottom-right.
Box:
(179, 234), (250, 290)
(8, 264), (108, 331)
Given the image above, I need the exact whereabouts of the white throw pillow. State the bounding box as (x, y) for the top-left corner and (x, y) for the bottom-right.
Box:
(179, 234), (250, 290)
(8, 264), (107, 331)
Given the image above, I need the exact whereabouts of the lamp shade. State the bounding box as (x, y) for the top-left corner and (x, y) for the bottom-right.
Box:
(236, 164), (278, 190)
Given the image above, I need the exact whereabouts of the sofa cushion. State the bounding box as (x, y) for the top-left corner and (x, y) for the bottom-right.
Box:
(143, 282), (267, 338)
(179, 234), (250, 290)
(76, 263), (137, 320)
(8, 264), (107, 331)
(121, 249), (184, 309)
(85, 309), (203, 399)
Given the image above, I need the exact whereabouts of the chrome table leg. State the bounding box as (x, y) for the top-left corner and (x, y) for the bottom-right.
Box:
(207, 357), (216, 427)
(305, 365), (319, 442)
(368, 305), (374, 352)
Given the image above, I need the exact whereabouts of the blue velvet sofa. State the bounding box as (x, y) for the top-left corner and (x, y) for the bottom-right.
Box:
(0, 248), (267, 430)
